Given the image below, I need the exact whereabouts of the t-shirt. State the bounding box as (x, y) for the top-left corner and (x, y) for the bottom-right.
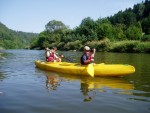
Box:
(81, 54), (89, 65)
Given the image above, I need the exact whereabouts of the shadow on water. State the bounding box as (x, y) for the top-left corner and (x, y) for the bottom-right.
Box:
(43, 71), (134, 102)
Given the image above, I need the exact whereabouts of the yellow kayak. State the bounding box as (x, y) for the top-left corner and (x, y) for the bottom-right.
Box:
(35, 60), (135, 77)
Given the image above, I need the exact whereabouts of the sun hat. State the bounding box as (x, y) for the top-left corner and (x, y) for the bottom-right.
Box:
(46, 47), (50, 51)
(84, 46), (90, 51)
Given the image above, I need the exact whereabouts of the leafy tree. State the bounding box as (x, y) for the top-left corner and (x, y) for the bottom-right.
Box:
(112, 24), (126, 41)
(123, 11), (136, 26)
(143, 0), (150, 17)
(95, 18), (113, 40)
(133, 3), (145, 21)
(45, 20), (68, 33)
(142, 15), (150, 34)
(126, 23), (142, 40)
(78, 17), (98, 41)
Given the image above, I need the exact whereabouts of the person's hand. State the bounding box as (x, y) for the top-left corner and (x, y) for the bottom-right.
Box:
(91, 59), (94, 62)
(60, 54), (64, 58)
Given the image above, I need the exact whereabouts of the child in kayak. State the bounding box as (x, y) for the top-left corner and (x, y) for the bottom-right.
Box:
(46, 47), (61, 62)
(45, 47), (51, 62)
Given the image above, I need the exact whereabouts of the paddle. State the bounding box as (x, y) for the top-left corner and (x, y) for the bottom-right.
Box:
(57, 54), (74, 62)
(62, 56), (74, 62)
(87, 63), (94, 77)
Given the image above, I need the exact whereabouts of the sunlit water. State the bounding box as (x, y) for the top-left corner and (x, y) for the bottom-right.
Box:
(0, 50), (150, 113)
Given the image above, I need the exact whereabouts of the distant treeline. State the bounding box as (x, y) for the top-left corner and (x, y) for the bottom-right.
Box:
(0, 22), (38, 49)
(30, 0), (150, 53)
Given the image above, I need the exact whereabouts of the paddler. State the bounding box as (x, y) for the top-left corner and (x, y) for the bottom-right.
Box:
(45, 47), (62, 62)
(81, 46), (94, 65)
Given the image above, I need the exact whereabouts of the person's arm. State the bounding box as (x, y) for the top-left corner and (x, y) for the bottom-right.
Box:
(91, 49), (96, 57)
(54, 53), (59, 59)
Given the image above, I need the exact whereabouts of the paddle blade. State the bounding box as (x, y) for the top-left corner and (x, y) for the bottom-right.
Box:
(87, 64), (94, 77)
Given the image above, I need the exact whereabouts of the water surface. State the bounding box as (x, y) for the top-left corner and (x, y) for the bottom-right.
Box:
(0, 50), (150, 113)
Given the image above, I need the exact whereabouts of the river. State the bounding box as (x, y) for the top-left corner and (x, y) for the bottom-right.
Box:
(0, 50), (150, 113)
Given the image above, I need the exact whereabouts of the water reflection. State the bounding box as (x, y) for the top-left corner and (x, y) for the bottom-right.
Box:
(80, 82), (96, 102)
(44, 71), (134, 102)
(0, 52), (7, 81)
(45, 73), (60, 90)
(0, 72), (6, 81)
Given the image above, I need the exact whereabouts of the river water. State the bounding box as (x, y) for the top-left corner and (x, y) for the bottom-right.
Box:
(0, 50), (150, 113)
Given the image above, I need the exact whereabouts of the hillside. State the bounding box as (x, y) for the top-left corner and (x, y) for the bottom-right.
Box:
(0, 22), (38, 49)
(107, 0), (150, 35)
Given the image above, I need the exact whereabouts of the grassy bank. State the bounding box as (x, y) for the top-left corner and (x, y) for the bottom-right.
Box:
(110, 40), (150, 53)
(76, 39), (150, 53)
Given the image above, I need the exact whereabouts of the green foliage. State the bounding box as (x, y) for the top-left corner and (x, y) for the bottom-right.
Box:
(112, 24), (126, 41)
(45, 20), (68, 33)
(141, 34), (150, 41)
(77, 17), (98, 41)
(135, 42), (150, 53)
(85, 38), (110, 51)
(133, 3), (145, 20)
(142, 15), (150, 34)
(110, 40), (150, 53)
(125, 24), (142, 40)
(110, 41), (138, 52)
(0, 22), (38, 49)
(64, 40), (82, 50)
(143, 0), (150, 17)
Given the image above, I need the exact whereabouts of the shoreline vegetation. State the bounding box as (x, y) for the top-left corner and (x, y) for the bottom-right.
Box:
(83, 39), (150, 53)
(0, 40), (150, 53)
(30, 38), (150, 53)
(0, 0), (150, 53)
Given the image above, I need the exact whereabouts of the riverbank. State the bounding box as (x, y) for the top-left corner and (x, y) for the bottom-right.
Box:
(85, 39), (150, 53)
(109, 40), (150, 53)
(1, 40), (150, 53)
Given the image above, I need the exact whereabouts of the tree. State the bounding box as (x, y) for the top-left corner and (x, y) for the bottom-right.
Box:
(142, 15), (150, 34)
(133, 3), (145, 21)
(113, 11), (124, 24)
(78, 17), (98, 41)
(45, 20), (68, 33)
(123, 11), (136, 26)
(95, 18), (113, 40)
(113, 24), (126, 41)
(126, 24), (142, 40)
(143, 0), (150, 17)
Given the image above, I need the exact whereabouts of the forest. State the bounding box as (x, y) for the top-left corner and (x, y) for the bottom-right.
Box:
(0, 22), (38, 49)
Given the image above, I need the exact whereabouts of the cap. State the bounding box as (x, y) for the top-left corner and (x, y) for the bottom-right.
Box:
(45, 47), (50, 51)
(84, 46), (90, 51)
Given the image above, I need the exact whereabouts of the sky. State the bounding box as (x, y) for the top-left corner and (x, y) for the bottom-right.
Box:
(0, 0), (144, 33)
